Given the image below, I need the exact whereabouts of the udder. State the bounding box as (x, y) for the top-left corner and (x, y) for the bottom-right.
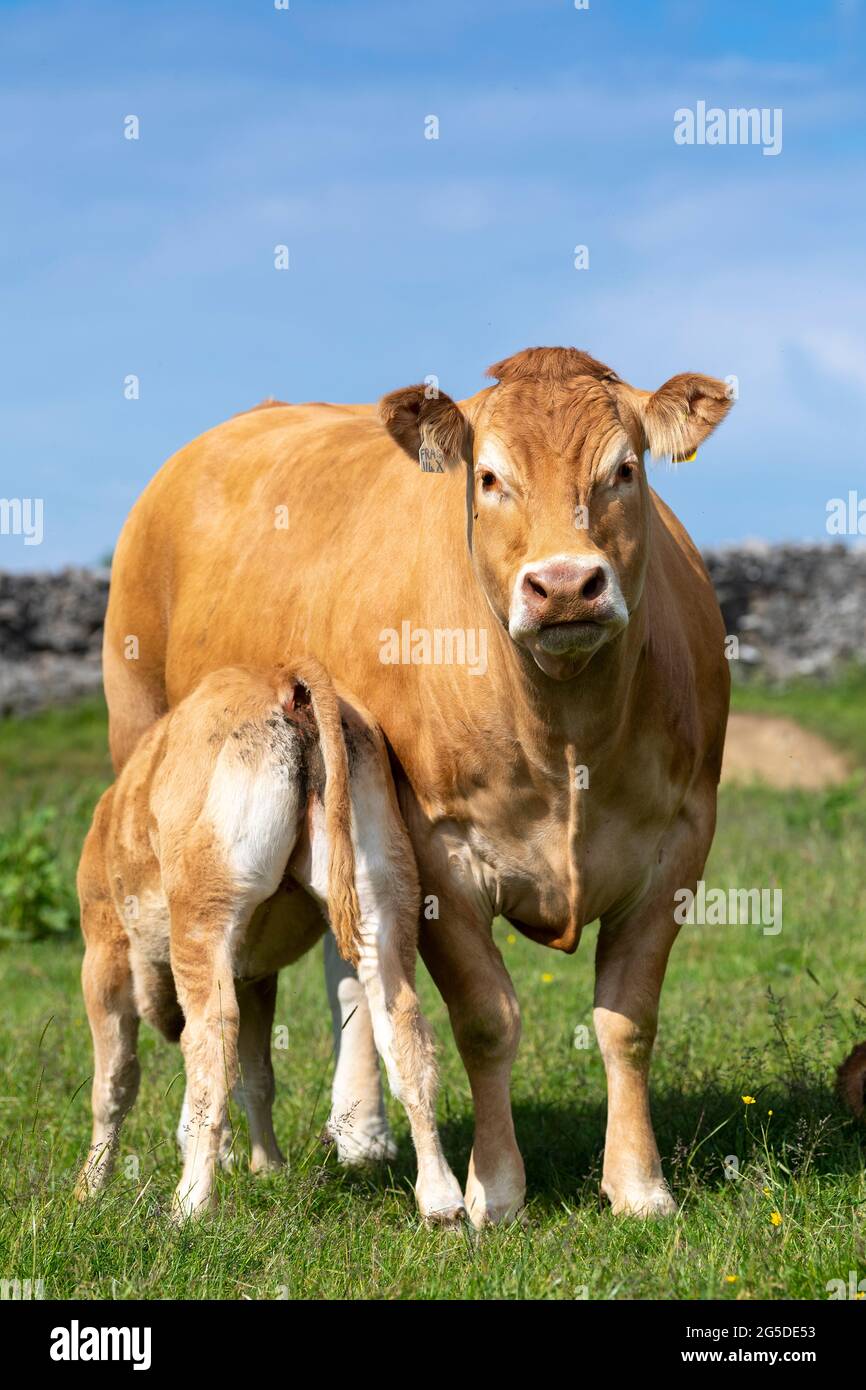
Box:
(233, 879), (328, 981)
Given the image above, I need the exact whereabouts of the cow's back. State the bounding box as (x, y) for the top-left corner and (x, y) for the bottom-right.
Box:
(103, 401), (470, 772)
(106, 397), (727, 816)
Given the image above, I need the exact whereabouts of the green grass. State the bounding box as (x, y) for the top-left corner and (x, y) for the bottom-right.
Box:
(731, 664), (866, 763)
(0, 684), (865, 1299)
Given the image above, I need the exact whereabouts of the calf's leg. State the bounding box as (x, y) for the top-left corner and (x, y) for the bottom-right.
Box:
(324, 932), (397, 1164)
(176, 974), (281, 1173)
(337, 747), (464, 1223)
(359, 943), (465, 1224)
(170, 915), (240, 1221)
(75, 908), (141, 1199)
(176, 1084), (236, 1170)
(236, 973), (285, 1173)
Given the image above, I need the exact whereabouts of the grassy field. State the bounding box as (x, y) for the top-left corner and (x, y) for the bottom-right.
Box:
(0, 678), (864, 1300)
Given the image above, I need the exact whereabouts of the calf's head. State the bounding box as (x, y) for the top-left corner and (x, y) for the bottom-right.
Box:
(381, 347), (732, 680)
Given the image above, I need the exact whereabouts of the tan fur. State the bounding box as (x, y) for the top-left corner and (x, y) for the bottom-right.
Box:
(279, 659), (360, 966)
(102, 345), (735, 1225)
(837, 1042), (866, 1118)
(236, 397), (291, 415)
(76, 663), (463, 1223)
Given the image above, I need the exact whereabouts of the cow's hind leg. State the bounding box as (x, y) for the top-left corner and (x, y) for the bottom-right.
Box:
(75, 909), (141, 1199)
(324, 933), (397, 1164)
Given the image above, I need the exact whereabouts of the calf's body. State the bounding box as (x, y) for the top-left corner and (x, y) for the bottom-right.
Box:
(75, 662), (463, 1222)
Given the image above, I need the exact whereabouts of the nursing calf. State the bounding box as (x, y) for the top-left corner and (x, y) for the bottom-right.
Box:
(74, 661), (463, 1223)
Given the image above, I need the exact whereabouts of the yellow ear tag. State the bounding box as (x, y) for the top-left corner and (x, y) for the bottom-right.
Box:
(676, 448), (697, 462)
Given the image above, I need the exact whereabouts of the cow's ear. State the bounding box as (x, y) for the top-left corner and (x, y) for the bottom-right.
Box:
(379, 384), (469, 470)
(641, 373), (733, 462)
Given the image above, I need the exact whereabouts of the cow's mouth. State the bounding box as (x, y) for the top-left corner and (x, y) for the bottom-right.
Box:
(536, 620), (606, 655)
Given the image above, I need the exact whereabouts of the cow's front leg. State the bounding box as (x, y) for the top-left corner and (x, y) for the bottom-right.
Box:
(323, 933), (397, 1164)
(421, 911), (524, 1229)
(593, 895), (681, 1218)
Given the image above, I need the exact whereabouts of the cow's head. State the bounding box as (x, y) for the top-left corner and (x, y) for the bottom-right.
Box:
(380, 347), (732, 680)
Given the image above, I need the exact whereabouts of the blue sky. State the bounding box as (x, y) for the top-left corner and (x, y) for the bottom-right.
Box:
(1, 0), (865, 570)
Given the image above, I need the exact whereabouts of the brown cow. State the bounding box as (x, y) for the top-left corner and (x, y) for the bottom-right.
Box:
(103, 346), (733, 1226)
(75, 660), (463, 1222)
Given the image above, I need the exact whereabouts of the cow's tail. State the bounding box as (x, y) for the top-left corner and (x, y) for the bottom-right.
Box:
(837, 1042), (866, 1119)
(277, 659), (361, 967)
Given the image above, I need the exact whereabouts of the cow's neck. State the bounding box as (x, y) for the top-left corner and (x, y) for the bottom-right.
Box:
(475, 581), (649, 768)
(445, 577), (652, 950)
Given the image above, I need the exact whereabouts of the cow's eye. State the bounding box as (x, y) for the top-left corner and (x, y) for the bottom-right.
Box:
(480, 470), (498, 491)
(616, 459), (636, 482)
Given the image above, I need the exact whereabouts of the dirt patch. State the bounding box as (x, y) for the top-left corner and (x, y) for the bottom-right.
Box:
(722, 712), (853, 790)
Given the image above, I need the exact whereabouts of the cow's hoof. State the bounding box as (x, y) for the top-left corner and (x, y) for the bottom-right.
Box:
(325, 1122), (398, 1166)
(464, 1157), (525, 1229)
(603, 1179), (677, 1217)
(465, 1199), (526, 1230)
(249, 1153), (286, 1176)
(464, 1180), (525, 1229)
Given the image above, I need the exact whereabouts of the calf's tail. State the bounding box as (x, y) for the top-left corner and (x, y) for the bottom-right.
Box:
(277, 659), (361, 967)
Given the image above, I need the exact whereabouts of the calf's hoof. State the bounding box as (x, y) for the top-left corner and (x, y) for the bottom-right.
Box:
(74, 1150), (112, 1202)
(417, 1172), (467, 1228)
(170, 1182), (216, 1225)
(74, 1170), (103, 1203)
(422, 1201), (466, 1229)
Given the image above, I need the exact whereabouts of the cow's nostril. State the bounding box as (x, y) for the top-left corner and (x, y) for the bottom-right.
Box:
(579, 567), (607, 602)
(524, 574), (548, 601)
